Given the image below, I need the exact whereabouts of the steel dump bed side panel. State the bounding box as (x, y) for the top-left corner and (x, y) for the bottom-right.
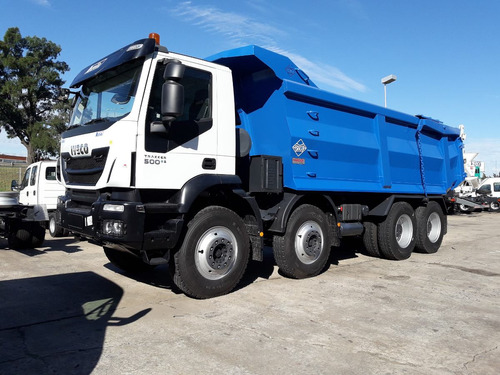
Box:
(210, 46), (464, 195)
(280, 81), (463, 194)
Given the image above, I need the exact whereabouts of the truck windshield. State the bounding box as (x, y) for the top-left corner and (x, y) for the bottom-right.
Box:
(70, 59), (143, 126)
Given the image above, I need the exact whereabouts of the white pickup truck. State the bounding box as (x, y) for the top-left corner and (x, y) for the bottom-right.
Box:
(12, 160), (66, 237)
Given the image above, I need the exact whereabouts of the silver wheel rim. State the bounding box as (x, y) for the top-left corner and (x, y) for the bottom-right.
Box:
(49, 217), (56, 233)
(195, 226), (238, 280)
(491, 202), (500, 210)
(294, 220), (324, 264)
(395, 214), (413, 249)
(427, 212), (441, 243)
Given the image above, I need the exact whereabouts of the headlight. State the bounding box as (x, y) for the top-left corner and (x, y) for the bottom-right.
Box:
(102, 220), (125, 236)
(103, 204), (125, 212)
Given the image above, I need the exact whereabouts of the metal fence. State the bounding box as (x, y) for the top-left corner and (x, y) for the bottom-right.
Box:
(0, 164), (26, 191)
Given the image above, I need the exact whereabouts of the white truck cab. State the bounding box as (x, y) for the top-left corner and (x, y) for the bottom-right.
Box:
(16, 160), (66, 236)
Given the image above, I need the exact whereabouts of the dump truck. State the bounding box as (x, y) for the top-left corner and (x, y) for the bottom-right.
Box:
(57, 34), (465, 298)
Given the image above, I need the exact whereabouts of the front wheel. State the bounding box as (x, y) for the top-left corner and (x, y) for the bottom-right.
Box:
(378, 202), (416, 260)
(49, 213), (64, 238)
(273, 204), (331, 279)
(170, 206), (250, 299)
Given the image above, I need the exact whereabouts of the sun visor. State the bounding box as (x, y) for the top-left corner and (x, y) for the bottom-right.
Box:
(70, 38), (158, 88)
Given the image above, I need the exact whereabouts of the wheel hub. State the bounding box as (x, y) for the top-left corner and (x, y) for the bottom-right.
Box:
(395, 214), (413, 248)
(208, 239), (233, 270)
(426, 212), (441, 243)
(295, 221), (324, 264)
(195, 227), (238, 280)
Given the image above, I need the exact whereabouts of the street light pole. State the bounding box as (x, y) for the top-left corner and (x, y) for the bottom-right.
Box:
(381, 74), (397, 108)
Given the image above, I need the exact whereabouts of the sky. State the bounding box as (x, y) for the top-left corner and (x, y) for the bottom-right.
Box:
(1, 0), (499, 175)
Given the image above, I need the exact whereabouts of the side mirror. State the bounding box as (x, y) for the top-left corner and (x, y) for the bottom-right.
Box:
(11, 180), (19, 191)
(161, 61), (185, 124)
(161, 82), (184, 123)
(164, 61), (185, 81)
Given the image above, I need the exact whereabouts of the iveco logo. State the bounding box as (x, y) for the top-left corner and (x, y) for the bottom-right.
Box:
(85, 58), (107, 74)
(70, 143), (90, 157)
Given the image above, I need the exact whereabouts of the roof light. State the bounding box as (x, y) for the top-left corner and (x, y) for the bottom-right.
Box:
(149, 33), (160, 45)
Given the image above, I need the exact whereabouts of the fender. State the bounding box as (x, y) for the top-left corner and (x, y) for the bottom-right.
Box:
(171, 174), (242, 213)
(268, 192), (338, 233)
(171, 174), (264, 260)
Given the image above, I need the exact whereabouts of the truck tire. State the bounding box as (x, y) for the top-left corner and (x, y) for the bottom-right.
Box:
(458, 204), (471, 214)
(489, 201), (500, 212)
(7, 223), (32, 250)
(170, 206), (250, 299)
(273, 204), (331, 279)
(31, 222), (46, 248)
(414, 201), (445, 254)
(362, 221), (381, 257)
(378, 202), (416, 260)
(104, 247), (155, 273)
(49, 213), (64, 238)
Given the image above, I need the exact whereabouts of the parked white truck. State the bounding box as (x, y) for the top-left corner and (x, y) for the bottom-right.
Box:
(13, 160), (66, 236)
(1, 161), (66, 248)
(460, 178), (500, 212)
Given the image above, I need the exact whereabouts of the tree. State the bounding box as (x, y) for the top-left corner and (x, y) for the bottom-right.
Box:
(0, 27), (70, 163)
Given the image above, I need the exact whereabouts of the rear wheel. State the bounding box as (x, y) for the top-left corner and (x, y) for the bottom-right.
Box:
(31, 223), (46, 248)
(7, 222), (32, 250)
(458, 204), (471, 213)
(378, 202), (416, 260)
(273, 204), (331, 279)
(170, 206), (250, 299)
(415, 202), (445, 254)
(489, 201), (500, 212)
(362, 221), (381, 257)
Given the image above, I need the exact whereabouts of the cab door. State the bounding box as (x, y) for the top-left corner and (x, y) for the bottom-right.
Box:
(18, 165), (34, 205)
(136, 58), (218, 189)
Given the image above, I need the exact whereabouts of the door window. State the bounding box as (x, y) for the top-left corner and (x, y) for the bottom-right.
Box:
(145, 62), (212, 153)
(20, 168), (31, 189)
(45, 167), (57, 180)
(30, 165), (38, 186)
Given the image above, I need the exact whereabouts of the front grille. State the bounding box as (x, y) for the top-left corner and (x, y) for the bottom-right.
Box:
(62, 147), (109, 185)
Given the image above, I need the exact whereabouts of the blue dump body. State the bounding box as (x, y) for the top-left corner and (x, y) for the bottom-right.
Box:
(208, 46), (465, 196)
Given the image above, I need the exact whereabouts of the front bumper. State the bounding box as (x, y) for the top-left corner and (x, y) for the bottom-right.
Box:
(58, 194), (183, 254)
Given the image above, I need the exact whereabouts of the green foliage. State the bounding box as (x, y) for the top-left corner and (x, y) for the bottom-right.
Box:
(0, 27), (70, 163)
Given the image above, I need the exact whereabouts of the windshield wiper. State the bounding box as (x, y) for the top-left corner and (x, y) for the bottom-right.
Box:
(84, 118), (108, 125)
(66, 124), (81, 131)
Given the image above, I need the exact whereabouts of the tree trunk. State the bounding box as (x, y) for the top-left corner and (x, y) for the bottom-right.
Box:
(25, 142), (37, 164)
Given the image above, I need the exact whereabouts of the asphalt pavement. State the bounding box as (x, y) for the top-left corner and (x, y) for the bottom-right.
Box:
(1, 212), (499, 374)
